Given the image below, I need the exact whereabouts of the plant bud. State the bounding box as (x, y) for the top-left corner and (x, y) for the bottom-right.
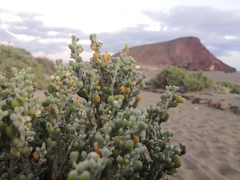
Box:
(73, 142), (80, 149)
(113, 136), (122, 146)
(48, 127), (55, 135)
(27, 173), (34, 180)
(56, 80), (63, 87)
(107, 96), (114, 103)
(107, 88), (113, 94)
(135, 94), (141, 102)
(118, 95), (125, 100)
(172, 155), (182, 168)
(125, 139), (134, 150)
(133, 160), (142, 171)
(94, 85), (100, 91)
(5, 126), (15, 138)
(68, 170), (77, 180)
(64, 106), (73, 118)
(104, 53), (109, 62)
(93, 53), (99, 63)
(131, 81), (136, 86)
(140, 83), (145, 90)
(33, 151), (40, 160)
(10, 148), (20, 157)
(12, 138), (20, 146)
(28, 108), (36, 116)
(79, 170), (90, 180)
(112, 148), (120, 158)
(94, 143), (102, 157)
(21, 147), (30, 155)
(92, 94), (100, 103)
(70, 151), (79, 162)
(132, 135), (139, 146)
(90, 44), (95, 51)
(82, 89), (88, 97)
(176, 95), (185, 103)
(2, 89), (10, 96)
(117, 156), (125, 166)
(126, 87), (131, 94)
(69, 60), (75, 67)
(55, 128), (61, 135)
(11, 99), (21, 109)
(69, 127), (76, 134)
(120, 86), (126, 94)
(17, 141), (25, 149)
(137, 121), (147, 131)
(10, 114), (18, 121)
(44, 107), (52, 113)
(106, 158), (112, 168)
(161, 113), (170, 122)
(95, 133), (104, 144)
(76, 164), (85, 174)
(19, 175), (27, 180)
(122, 119), (128, 129)
(50, 141), (57, 148)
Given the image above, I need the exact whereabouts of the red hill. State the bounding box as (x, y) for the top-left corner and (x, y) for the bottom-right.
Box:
(113, 37), (236, 72)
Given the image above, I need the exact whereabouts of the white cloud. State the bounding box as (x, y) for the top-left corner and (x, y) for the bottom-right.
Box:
(0, 11), (22, 22)
(38, 38), (69, 44)
(33, 49), (103, 63)
(8, 33), (36, 41)
(0, 0), (167, 33)
(224, 35), (238, 40)
(47, 31), (58, 36)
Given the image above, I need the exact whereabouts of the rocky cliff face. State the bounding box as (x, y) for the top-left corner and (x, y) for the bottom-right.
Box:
(113, 37), (236, 72)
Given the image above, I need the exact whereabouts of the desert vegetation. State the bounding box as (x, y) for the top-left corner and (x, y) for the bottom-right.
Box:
(0, 34), (186, 179)
(150, 66), (214, 92)
(215, 81), (240, 94)
(150, 66), (240, 94)
(0, 45), (55, 89)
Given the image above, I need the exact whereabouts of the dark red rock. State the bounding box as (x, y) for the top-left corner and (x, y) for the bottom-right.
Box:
(113, 37), (236, 72)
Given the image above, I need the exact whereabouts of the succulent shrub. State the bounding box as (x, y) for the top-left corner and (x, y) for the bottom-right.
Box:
(216, 81), (240, 94)
(214, 84), (232, 94)
(0, 34), (186, 180)
(150, 66), (214, 92)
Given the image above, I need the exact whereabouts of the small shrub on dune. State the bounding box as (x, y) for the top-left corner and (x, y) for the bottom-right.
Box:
(150, 66), (214, 92)
(216, 81), (240, 94)
(214, 84), (232, 94)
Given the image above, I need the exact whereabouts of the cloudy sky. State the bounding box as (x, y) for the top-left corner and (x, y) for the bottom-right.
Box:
(1, 0), (240, 70)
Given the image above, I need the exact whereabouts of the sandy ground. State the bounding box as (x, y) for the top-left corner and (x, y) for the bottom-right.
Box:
(139, 91), (240, 180)
(34, 71), (240, 180)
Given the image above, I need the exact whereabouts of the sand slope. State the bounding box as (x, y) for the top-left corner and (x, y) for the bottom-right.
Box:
(139, 91), (240, 180)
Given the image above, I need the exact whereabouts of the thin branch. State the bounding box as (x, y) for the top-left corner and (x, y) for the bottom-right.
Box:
(9, 142), (16, 179)
(56, 136), (77, 179)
